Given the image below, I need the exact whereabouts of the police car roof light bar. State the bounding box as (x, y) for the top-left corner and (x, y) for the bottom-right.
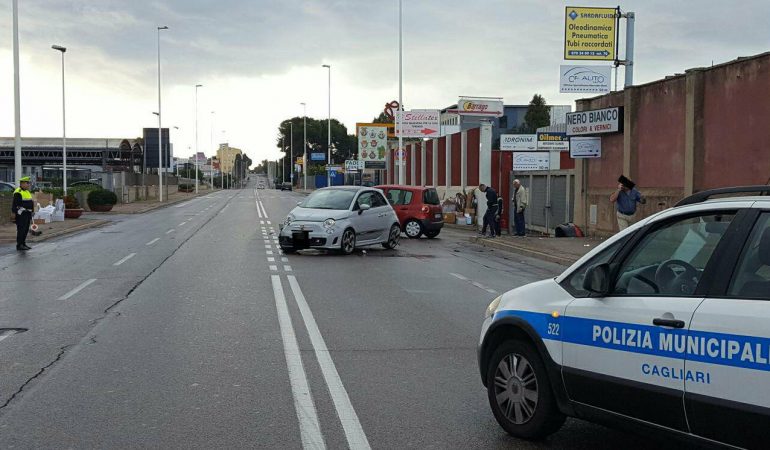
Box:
(676, 185), (770, 207)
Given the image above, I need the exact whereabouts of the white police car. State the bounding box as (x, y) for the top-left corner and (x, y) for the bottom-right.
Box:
(478, 186), (770, 448)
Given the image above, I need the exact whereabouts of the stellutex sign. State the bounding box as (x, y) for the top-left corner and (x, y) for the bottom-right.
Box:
(566, 107), (623, 136)
(564, 6), (618, 61)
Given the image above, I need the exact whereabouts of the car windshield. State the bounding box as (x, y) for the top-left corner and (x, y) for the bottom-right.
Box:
(299, 189), (356, 210)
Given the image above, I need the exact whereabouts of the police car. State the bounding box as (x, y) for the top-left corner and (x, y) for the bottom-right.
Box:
(478, 186), (770, 449)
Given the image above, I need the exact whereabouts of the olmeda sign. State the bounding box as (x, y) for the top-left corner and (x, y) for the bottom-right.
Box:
(566, 106), (623, 135)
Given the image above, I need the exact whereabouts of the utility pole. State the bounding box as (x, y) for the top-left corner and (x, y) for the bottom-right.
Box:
(157, 26), (168, 201)
(12, 0), (21, 184)
(301, 103), (307, 191)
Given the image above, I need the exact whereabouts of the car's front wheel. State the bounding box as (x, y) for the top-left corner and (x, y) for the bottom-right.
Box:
(404, 220), (423, 239)
(382, 224), (400, 249)
(486, 340), (565, 439)
(340, 228), (356, 255)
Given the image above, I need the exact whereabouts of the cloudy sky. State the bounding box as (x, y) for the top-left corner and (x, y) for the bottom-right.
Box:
(0, 0), (768, 164)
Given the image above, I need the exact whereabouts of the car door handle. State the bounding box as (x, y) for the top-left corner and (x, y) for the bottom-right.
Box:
(652, 318), (685, 329)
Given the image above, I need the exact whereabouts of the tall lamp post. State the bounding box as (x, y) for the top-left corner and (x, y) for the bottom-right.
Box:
(156, 26), (168, 201)
(13, 0), (21, 185)
(300, 102), (307, 191)
(289, 120), (294, 186)
(194, 84), (202, 193)
(322, 64), (331, 187)
(397, 0), (405, 185)
(52, 45), (67, 195)
(210, 111), (216, 189)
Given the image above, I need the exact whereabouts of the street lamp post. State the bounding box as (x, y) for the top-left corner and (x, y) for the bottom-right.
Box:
(300, 102), (307, 191)
(13, 0), (21, 185)
(322, 64), (331, 187)
(210, 111), (216, 189)
(52, 45), (67, 196)
(157, 26), (168, 201)
(194, 84), (202, 194)
(289, 120), (294, 186)
(397, 0), (405, 185)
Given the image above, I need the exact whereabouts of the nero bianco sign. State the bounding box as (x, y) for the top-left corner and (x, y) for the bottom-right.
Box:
(512, 152), (550, 171)
(450, 97), (504, 117)
(559, 65), (612, 94)
(570, 136), (602, 158)
(395, 110), (440, 138)
(500, 134), (536, 151)
(566, 107), (623, 136)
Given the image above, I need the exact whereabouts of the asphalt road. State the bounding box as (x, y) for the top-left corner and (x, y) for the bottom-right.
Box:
(0, 176), (690, 449)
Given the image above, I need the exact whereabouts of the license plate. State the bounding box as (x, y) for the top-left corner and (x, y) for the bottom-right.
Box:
(434, 214), (442, 219)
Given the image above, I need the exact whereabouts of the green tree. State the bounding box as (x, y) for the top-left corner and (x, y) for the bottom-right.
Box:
(520, 94), (550, 133)
(277, 117), (356, 166)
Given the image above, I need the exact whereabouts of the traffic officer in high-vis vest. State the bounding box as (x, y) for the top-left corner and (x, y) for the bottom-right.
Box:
(11, 176), (34, 251)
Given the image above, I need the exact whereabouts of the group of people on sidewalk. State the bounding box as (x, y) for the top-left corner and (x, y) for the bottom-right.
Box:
(475, 173), (643, 239)
(478, 180), (528, 238)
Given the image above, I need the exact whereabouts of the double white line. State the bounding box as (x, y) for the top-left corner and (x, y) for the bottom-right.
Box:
(256, 200), (268, 218)
(271, 275), (371, 450)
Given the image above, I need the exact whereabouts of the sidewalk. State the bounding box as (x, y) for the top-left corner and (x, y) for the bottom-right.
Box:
(445, 223), (607, 266)
(0, 218), (109, 245)
(95, 188), (217, 214)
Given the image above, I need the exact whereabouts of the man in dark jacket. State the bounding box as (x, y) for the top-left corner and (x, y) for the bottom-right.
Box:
(11, 176), (34, 251)
(478, 184), (498, 238)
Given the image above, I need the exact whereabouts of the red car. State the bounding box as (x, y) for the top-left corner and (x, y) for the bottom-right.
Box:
(376, 185), (443, 238)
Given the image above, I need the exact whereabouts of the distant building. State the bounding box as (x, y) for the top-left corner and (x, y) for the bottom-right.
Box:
(217, 143), (242, 174)
(0, 137), (143, 182)
(439, 104), (572, 147)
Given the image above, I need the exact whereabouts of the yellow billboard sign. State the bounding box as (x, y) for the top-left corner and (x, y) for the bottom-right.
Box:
(564, 6), (617, 61)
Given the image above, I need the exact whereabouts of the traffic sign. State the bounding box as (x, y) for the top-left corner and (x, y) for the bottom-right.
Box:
(395, 110), (440, 138)
(345, 160), (365, 172)
(564, 7), (618, 61)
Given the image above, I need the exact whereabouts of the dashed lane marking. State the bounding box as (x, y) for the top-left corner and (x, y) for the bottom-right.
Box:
(113, 253), (136, 266)
(146, 238), (160, 246)
(58, 278), (97, 300)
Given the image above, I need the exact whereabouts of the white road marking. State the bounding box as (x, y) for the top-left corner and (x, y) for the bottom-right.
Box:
(267, 250), (274, 255)
(0, 331), (16, 343)
(259, 201), (268, 218)
(146, 238), (160, 246)
(287, 276), (371, 449)
(451, 273), (497, 294)
(270, 275), (326, 449)
(256, 201), (263, 218)
(179, 221), (187, 226)
(166, 229), (175, 234)
(282, 257), (289, 263)
(270, 265), (278, 271)
(267, 220), (272, 225)
(284, 265), (293, 272)
(58, 278), (97, 300)
(219, 204), (229, 215)
(113, 253), (136, 266)
(260, 220), (265, 225)
(268, 257), (275, 262)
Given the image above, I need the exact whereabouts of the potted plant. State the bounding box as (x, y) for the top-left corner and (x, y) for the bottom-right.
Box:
(64, 195), (84, 219)
(87, 189), (118, 212)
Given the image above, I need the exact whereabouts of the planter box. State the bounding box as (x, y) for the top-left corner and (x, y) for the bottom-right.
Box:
(64, 208), (84, 219)
(89, 204), (114, 212)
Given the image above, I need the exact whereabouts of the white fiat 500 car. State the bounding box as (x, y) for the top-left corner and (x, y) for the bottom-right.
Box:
(478, 186), (770, 449)
(279, 186), (401, 254)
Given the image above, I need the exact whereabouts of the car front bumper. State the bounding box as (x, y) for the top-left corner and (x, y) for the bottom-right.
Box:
(279, 222), (342, 250)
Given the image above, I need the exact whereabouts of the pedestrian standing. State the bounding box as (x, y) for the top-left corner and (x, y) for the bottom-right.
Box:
(512, 179), (528, 236)
(610, 175), (646, 231)
(478, 184), (498, 238)
(494, 197), (503, 237)
(11, 176), (34, 251)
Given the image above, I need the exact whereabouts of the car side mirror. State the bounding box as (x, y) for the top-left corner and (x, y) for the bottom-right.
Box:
(358, 203), (371, 214)
(296, 201), (302, 206)
(583, 263), (611, 296)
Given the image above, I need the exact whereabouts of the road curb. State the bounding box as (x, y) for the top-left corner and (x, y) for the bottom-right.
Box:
(0, 219), (110, 245)
(468, 236), (578, 266)
(92, 191), (218, 215)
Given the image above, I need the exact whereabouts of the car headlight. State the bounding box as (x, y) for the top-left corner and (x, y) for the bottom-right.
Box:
(485, 296), (502, 319)
(323, 218), (336, 228)
(284, 214), (295, 226)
